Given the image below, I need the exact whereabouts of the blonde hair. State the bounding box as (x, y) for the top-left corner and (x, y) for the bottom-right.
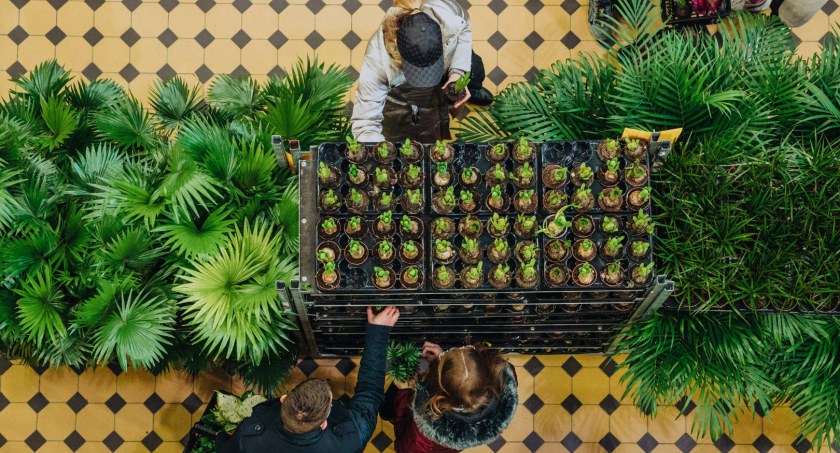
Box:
(420, 345), (507, 418)
(383, 0), (425, 64)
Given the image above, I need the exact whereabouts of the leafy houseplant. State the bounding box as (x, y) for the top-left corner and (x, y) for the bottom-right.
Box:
(401, 163), (424, 188)
(487, 163), (508, 186)
(346, 216), (365, 237)
(624, 160), (649, 186)
(375, 191), (394, 211)
(432, 140), (454, 163)
(598, 186), (624, 212)
(601, 216), (620, 234)
(402, 188), (423, 214)
(629, 240), (650, 259)
(570, 162), (594, 186)
(433, 162), (451, 188)
(211, 391), (267, 433)
(624, 139), (646, 160)
(514, 189), (537, 213)
(573, 262), (596, 286)
(386, 341), (421, 381)
(459, 238), (482, 264)
(346, 135), (367, 163)
(372, 266), (395, 289)
(320, 217), (338, 238)
(374, 167), (395, 188)
(319, 260), (339, 289)
(376, 210), (395, 237)
(488, 238), (511, 264)
(599, 157), (621, 187)
(459, 189), (478, 213)
(374, 141), (396, 164)
(515, 242), (538, 263)
(488, 264), (512, 289)
(630, 262), (654, 285)
(512, 137), (535, 163)
(514, 214), (538, 238)
(432, 217), (455, 239)
(433, 186), (457, 214)
(348, 164), (367, 186)
(376, 241), (395, 264)
(487, 142), (509, 162)
(401, 266), (423, 288)
(510, 162), (535, 188)
(399, 138), (422, 162)
(542, 165), (568, 188)
(461, 262), (484, 289)
(434, 239), (455, 264)
(573, 238), (597, 261)
(487, 212), (510, 237)
(630, 209), (653, 235)
(433, 265), (456, 289)
(601, 236), (625, 260)
(347, 188), (369, 214)
(515, 259), (538, 288)
(399, 215), (422, 239)
(543, 189), (569, 213)
(458, 214), (483, 238)
(401, 240), (421, 262)
(318, 161), (339, 188)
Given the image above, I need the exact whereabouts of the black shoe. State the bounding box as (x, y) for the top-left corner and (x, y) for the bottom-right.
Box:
(469, 87), (494, 106)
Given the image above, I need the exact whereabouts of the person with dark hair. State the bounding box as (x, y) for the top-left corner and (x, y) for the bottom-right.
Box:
(381, 342), (519, 453)
(215, 307), (400, 453)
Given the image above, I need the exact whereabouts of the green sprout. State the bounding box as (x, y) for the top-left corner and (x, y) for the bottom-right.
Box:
(406, 267), (419, 280)
(490, 212), (509, 231)
(318, 162), (331, 180)
(605, 139), (619, 153)
(436, 266), (451, 282)
(375, 167), (389, 184)
(379, 241), (393, 255)
(435, 240), (451, 254)
(346, 135), (361, 152)
(493, 237), (508, 253)
(454, 71), (471, 92)
(520, 162), (534, 179)
(579, 262), (594, 277)
(638, 187), (652, 202)
(602, 216), (618, 233)
(518, 214), (536, 231)
(492, 164), (506, 181)
(553, 167), (568, 181)
(576, 217), (591, 230)
(517, 137), (530, 154)
(348, 217), (362, 230)
(521, 243), (537, 261)
(493, 264), (511, 281)
(575, 186), (592, 201)
(580, 239), (594, 251)
(324, 189), (339, 205)
(317, 249), (333, 262)
(433, 218), (450, 235)
(379, 210), (392, 225)
(626, 138), (641, 151)
(632, 241), (650, 256)
(374, 266), (389, 279)
(547, 191), (565, 206)
(606, 157), (620, 173)
(442, 187), (456, 206)
(464, 215), (481, 234)
(549, 265), (565, 280)
(350, 188), (363, 204)
(627, 161), (646, 179)
(380, 191), (393, 206)
(400, 139), (413, 157)
(465, 262), (483, 280)
(460, 190), (474, 203)
(348, 239), (362, 255)
(606, 262), (621, 274)
(407, 164), (421, 179)
(522, 259), (537, 278)
(519, 189), (535, 199)
(323, 260), (336, 274)
(403, 240), (417, 254)
(322, 218), (336, 232)
(633, 209), (652, 231)
(607, 187), (623, 200)
(406, 188), (421, 205)
(378, 143), (390, 159)
(348, 164), (360, 179)
(436, 162), (448, 175)
(636, 262), (654, 277)
(400, 216), (413, 231)
(462, 238), (478, 252)
(462, 167), (474, 180)
(605, 236), (624, 251)
(435, 140), (448, 158)
(578, 162), (593, 181)
(549, 239), (571, 254)
(492, 143), (506, 157)
(553, 214), (572, 229)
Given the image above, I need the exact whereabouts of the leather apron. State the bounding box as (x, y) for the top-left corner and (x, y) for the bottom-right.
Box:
(381, 84), (451, 143)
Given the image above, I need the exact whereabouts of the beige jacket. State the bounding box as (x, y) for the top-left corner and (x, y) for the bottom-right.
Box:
(351, 0), (472, 142)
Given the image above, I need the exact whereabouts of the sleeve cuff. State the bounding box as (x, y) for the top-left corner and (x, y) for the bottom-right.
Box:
(366, 323), (392, 340)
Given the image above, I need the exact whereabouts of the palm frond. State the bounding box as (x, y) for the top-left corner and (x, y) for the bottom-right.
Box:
(154, 146), (221, 218)
(267, 179), (299, 256)
(13, 60), (73, 102)
(39, 95), (79, 151)
(95, 96), (159, 150)
(13, 267), (67, 346)
(155, 206), (235, 258)
(98, 227), (165, 275)
(207, 75), (265, 120)
(65, 79), (126, 113)
(233, 138), (276, 194)
(149, 76), (204, 133)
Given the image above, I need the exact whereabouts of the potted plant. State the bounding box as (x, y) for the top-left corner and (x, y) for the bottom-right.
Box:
(402, 188), (423, 214)
(543, 189), (568, 214)
(487, 212), (510, 237)
(545, 263), (569, 287)
(488, 237), (511, 264)
(486, 163), (508, 186)
(598, 157), (621, 187)
(460, 165), (480, 186)
(601, 215), (620, 234)
(510, 162), (535, 188)
(399, 215), (422, 239)
(372, 266), (396, 289)
(515, 241), (538, 263)
(401, 240), (422, 263)
(459, 189), (479, 213)
(570, 162), (594, 187)
(431, 140), (454, 163)
(546, 239), (571, 262)
(515, 259), (539, 288)
(542, 165), (568, 189)
(572, 262), (596, 287)
(320, 189), (341, 213)
(433, 162), (451, 188)
(317, 242), (339, 262)
(346, 188), (369, 214)
(345, 216), (366, 238)
(571, 214), (595, 237)
(399, 138), (422, 163)
(431, 217), (455, 239)
(372, 211), (395, 238)
(629, 240), (650, 260)
(630, 262), (654, 285)
(459, 237), (482, 264)
(514, 189), (537, 213)
(573, 238), (597, 261)
(346, 135), (367, 163)
(374, 141), (396, 164)
(487, 142), (509, 163)
(375, 240), (395, 264)
(630, 209), (653, 235)
(624, 139), (647, 160)
(514, 214), (538, 238)
(318, 260), (340, 290)
(625, 160), (649, 186)
(486, 185), (510, 212)
(541, 209), (572, 238)
(598, 138), (621, 160)
(460, 262), (484, 289)
(598, 187), (624, 212)
(373, 167), (396, 189)
(600, 235), (625, 261)
(488, 263), (512, 289)
(345, 239), (368, 265)
(458, 214), (482, 239)
(627, 186), (651, 210)
(445, 71), (471, 104)
(401, 266), (423, 289)
(319, 217), (339, 239)
(512, 137), (536, 163)
(318, 161), (340, 188)
(400, 163), (424, 188)
(433, 239), (456, 264)
(375, 191), (395, 211)
(347, 163), (367, 186)
(572, 186), (595, 211)
(432, 265), (456, 289)
(601, 262), (624, 287)
(433, 186), (457, 214)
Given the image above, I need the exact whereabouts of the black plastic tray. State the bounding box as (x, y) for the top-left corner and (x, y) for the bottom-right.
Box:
(660, 0), (731, 26)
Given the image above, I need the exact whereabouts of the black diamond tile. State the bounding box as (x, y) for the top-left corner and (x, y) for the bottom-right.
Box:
(196, 0), (215, 12)
(32, 364), (49, 374)
(561, 0), (580, 14)
(105, 393), (126, 413)
(342, 0), (362, 14)
(267, 66), (286, 79)
(85, 0), (104, 9)
(231, 65), (249, 79)
(233, 0), (251, 12)
(70, 365), (85, 376)
(157, 64), (177, 81)
(9, 26), (29, 45)
(7, 62), (26, 79)
(120, 28), (140, 46)
(752, 434), (774, 453)
(676, 396), (696, 415)
(488, 0), (507, 14)
(833, 442), (840, 453)
(335, 357), (356, 376)
(195, 29), (215, 48)
(46, 26), (66, 45)
(523, 432), (544, 452)
(523, 356), (544, 376)
(160, 0), (178, 12)
(28, 392), (49, 412)
(11, 0), (29, 7)
(524, 66), (540, 82)
(561, 356), (582, 377)
(0, 356), (11, 374)
(64, 431), (85, 451)
(182, 393), (203, 413)
(82, 27), (102, 46)
(714, 434), (735, 453)
(346, 66), (359, 81)
(599, 357), (618, 377)
(599, 433), (620, 453)
(675, 434), (697, 453)
(180, 434), (189, 447)
(67, 392), (88, 413)
(122, 0), (141, 11)
(305, 30), (325, 49)
(196, 64), (214, 83)
(232, 30), (251, 48)
(141, 432), (163, 451)
(487, 437), (506, 452)
(159, 28), (178, 47)
(298, 358), (319, 376)
(269, 0), (288, 13)
(25, 431), (46, 451)
(144, 393), (165, 413)
(753, 400), (769, 417)
(561, 394), (582, 415)
(342, 31), (362, 50)
(119, 64), (139, 82)
(378, 0), (390, 11)
(793, 404), (807, 418)
(823, 0), (838, 14)
(47, 0), (67, 9)
(103, 432), (124, 452)
(792, 436), (812, 453)
(561, 432), (583, 452)
(488, 31), (507, 50)
(306, 0), (325, 13)
(370, 431), (392, 451)
(82, 63), (102, 81)
(821, 32), (835, 47)
(524, 0), (543, 14)
(268, 30), (288, 48)
(0, 433), (6, 449)
(524, 31), (544, 50)
(523, 394), (544, 414)
(0, 393), (9, 411)
(637, 433), (659, 453)
(599, 394), (620, 415)
(561, 31), (581, 49)
(487, 66), (507, 86)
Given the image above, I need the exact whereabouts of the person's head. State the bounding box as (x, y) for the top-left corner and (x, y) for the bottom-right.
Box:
(280, 379), (333, 434)
(420, 345), (507, 418)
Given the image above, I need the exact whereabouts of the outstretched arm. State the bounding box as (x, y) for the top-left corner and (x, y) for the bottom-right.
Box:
(351, 35), (390, 142)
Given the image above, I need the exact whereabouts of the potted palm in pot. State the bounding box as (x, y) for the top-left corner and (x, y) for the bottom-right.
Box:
(459, 189), (479, 213)
(598, 138), (621, 160)
(402, 188), (423, 214)
(487, 213), (510, 237)
(630, 262), (654, 285)
(459, 237), (482, 264)
(488, 237), (511, 264)
(458, 214), (482, 239)
(545, 263), (570, 287)
(630, 209), (653, 235)
(542, 165), (568, 189)
(346, 188), (369, 214)
(400, 163), (424, 188)
(318, 259), (340, 290)
(433, 239), (456, 264)
(487, 185), (510, 212)
(514, 189), (537, 213)
(598, 186), (624, 212)
(399, 215), (423, 239)
(374, 191), (395, 212)
(346, 135), (367, 163)
(573, 238), (597, 261)
(572, 262), (596, 287)
(318, 161), (340, 188)
(598, 157), (621, 187)
(624, 139), (647, 160)
(433, 186), (457, 214)
(487, 142), (509, 163)
(345, 239), (368, 265)
(372, 266), (396, 289)
(433, 162), (451, 188)
(432, 265), (456, 289)
(460, 165), (480, 187)
(570, 162), (594, 187)
(460, 262), (484, 289)
(320, 189), (341, 213)
(625, 160), (649, 186)
(374, 240), (395, 265)
(510, 162), (535, 188)
(627, 186), (651, 210)
(572, 186), (595, 211)
(514, 214), (538, 238)
(348, 163), (367, 186)
(431, 140), (454, 163)
(600, 235), (625, 261)
(374, 142), (396, 164)
(432, 217), (455, 239)
(401, 266), (423, 289)
(488, 263), (513, 289)
(486, 163), (508, 186)
(399, 138), (422, 163)
(515, 259), (539, 288)
(345, 216), (366, 238)
(543, 189), (569, 214)
(546, 239), (571, 262)
(401, 240), (422, 263)
(601, 262), (624, 287)
(512, 137), (536, 163)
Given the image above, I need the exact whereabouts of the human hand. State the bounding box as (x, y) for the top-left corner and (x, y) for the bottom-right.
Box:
(442, 72), (471, 109)
(421, 341), (443, 362)
(367, 306), (400, 327)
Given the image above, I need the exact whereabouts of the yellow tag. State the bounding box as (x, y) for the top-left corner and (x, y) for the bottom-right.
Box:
(621, 128), (653, 141)
(657, 128), (683, 143)
(285, 152), (296, 173)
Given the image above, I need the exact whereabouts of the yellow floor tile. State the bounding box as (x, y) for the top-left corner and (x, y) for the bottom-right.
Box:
(155, 369), (195, 404)
(571, 405), (609, 442)
(534, 367), (572, 404)
(647, 406), (686, 444)
(19, 1), (56, 35)
(0, 403), (37, 441)
(1, 365), (39, 402)
(153, 403), (192, 441)
(534, 405), (572, 442)
(93, 2), (132, 37)
(56, 1), (94, 37)
(610, 405), (648, 443)
(77, 404), (115, 441)
(516, 371), (534, 402)
(116, 369), (156, 403)
(40, 366), (79, 402)
(3, 442), (39, 453)
(206, 4), (242, 39)
(764, 407), (800, 445)
(131, 3), (168, 38)
(500, 405), (534, 442)
(168, 3), (206, 38)
(78, 368), (117, 403)
(115, 404), (154, 441)
(572, 367), (609, 405)
(614, 445), (645, 453)
(36, 404), (76, 440)
(498, 442), (534, 453)
(194, 368), (232, 401)
(498, 6), (535, 41)
(728, 411), (763, 444)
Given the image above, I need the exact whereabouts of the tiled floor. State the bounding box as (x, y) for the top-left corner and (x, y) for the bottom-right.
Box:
(0, 354), (828, 452)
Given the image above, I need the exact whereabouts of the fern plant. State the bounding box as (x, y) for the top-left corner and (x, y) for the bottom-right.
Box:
(387, 341), (421, 382)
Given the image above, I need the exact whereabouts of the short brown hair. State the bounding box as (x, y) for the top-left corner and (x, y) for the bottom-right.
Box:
(281, 379), (333, 434)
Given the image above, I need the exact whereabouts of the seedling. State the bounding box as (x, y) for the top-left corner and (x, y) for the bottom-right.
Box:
(605, 187), (623, 200)
(435, 240), (452, 255)
(323, 189), (339, 208)
(576, 216), (591, 230)
(574, 187), (593, 203)
(403, 240), (418, 255)
(631, 241), (650, 256)
(462, 238), (479, 253)
(465, 262), (483, 281)
(521, 259), (537, 279)
(404, 189), (421, 206)
(348, 164), (362, 181)
(490, 185), (504, 202)
(350, 188), (363, 204)
(632, 209), (654, 233)
(433, 218), (451, 236)
(638, 187), (651, 202)
(605, 139), (619, 153)
(606, 157), (620, 173)
(348, 239), (364, 258)
(380, 191), (393, 206)
(377, 143), (390, 159)
(554, 167), (568, 181)
(626, 139), (641, 152)
(517, 214), (537, 233)
(405, 267), (419, 281)
(492, 164), (506, 182)
(400, 139), (413, 157)
(517, 137), (531, 154)
(321, 218), (337, 234)
(437, 162), (448, 176)
(520, 243), (538, 261)
(375, 167), (389, 185)
(490, 212), (509, 231)
(606, 262), (621, 275)
(546, 190), (566, 207)
(492, 143), (506, 158)
(577, 162), (593, 181)
(323, 260), (336, 276)
(493, 237), (508, 253)
(462, 167), (475, 181)
(636, 262), (654, 278)
(514, 163), (535, 180)
(493, 264), (511, 281)
(442, 187), (456, 206)
(379, 210), (392, 225)
(602, 216), (619, 233)
(347, 135), (361, 152)
(400, 216), (413, 231)
(605, 236), (624, 252)
(518, 189), (535, 199)
(317, 249), (334, 262)
(434, 140), (449, 160)
(407, 164), (421, 180)
(454, 71), (471, 92)
(373, 266), (391, 286)
(580, 239), (594, 252)
(436, 266), (452, 283)
(348, 217), (362, 231)
(463, 215), (482, 235)
(626, 161), (647, 180)
(318, 162), (332, 180)
(579, 262), (594, 277)
(460, 190), (474, 203)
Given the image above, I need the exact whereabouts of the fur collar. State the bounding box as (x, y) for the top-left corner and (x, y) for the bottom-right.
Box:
(412, 365), (518, 450)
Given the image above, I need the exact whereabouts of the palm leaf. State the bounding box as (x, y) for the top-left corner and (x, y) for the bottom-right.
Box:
(154, 146), (221, 218)
(207, 75), (265, 120)
(14, 267), (67, 346)
(95, 96), (159, 149)
(13, 60), (73, 102)
(155, 206), (235, 258)
(39, 95), (78, 151)
(149, 76), (204, 133)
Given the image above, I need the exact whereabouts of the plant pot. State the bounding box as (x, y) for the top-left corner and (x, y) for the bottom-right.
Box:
(458, 190), (481, 213)
(572, 263), (597, 287)
(433, 242), (456, 265)
(545, 239), (571, 262)
(487, 219), (511, 238)
(615, 303), (634, 311)
(372, 167), (397, 189)
(624, 163), (649, 187)
(599, 239), (624, 261)
(626, 188), (651, 210)
(488, 265), (513, 289)
(458, 216), (483, 239)
(373, 241), (396, 265)
(597, 167), (621, 188)
(486, 164), (509, 186)
(514, 216), (538, 238)
(318, 217), (340, 239)
(629, 240), (650, 260)
(514, 241), (538, 263)
(515, 269), (539, 289)
(600, 215), (622, 235)
(572, 190), (595, 211)
(460, 166), (481, 187)
(346, 144), (368, 163)
(624, 141), (648, 160)
(432, 266), (456, 289)
(373, 193), (396, 212)
(598, 191), (624, 212)
(543, 190), (568, 214)
(487, 242), (511, 264)
(431, 143), (455, 163)
(572, 239), (597, 261)
(571, 214), (595, 237)
(399, 216), (424, 240)
(560, 303), (581, 313)
(372, 267), (397, 289)
(545, 264), (570, 288)
(601, 266), (625, 287)
(510, 165), (536, 188)
(569, 164), (594, 187)
(318, 167), (341, 189)
(432, 170), (452, 188)
(459, 243), (483, 264)
(432, 191), (457, 214)
(400, 242), (423, 264)
(372, 219), (396, 239)
(401, 191), (424, 214)
(598, 140), (622, 161)
(317, 241), (342, 263)
(486, 191), (511, 213)
(431, 218), (456, 239)
(316, 268), (341, 291)
(542, 164), (568, 189)
(629, 219), (652, 236)
(319, 190), (341, 213)
(399, 140), (423, 163)
(400, 266), (424, 289)
(373, 141), (397, 165)
(513, 191), (537, 213)
(512, 141), (536, 164)
(444, 84), (468, 104)
(460, 266), (484, 289)
(344, 242), (369, 266)
(630, 264), (653, 285)
(347, 166), (368, 187)
(486, 143), (509, 163)
(346, 191), (370, 214)
(541, 215), (568, 238)
(399, 166), (424, 188)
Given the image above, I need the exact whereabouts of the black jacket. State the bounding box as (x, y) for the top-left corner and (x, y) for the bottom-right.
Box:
(216, 323), (391, 453)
